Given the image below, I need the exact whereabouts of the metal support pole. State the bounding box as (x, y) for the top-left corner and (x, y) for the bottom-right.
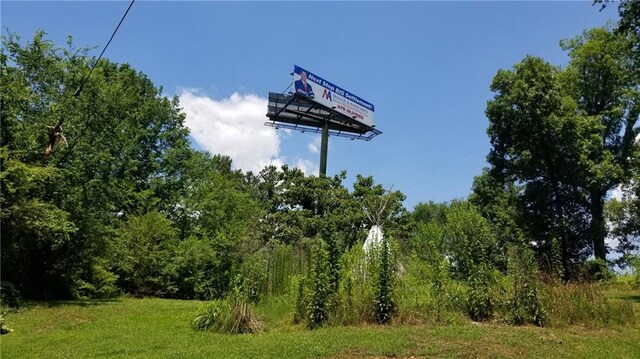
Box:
(319, 120), (329, 176)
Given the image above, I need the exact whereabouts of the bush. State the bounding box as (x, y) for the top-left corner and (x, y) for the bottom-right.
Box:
(0, 283), (22, 310)
(443, 202), (499, 279)
(73, 263), (119, 299)
(172, 236), (223, 300)
(112, 212), (177, 297)
(583, 259), (615, 282)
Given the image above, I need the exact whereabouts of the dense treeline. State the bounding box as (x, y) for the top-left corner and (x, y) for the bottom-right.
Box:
(0, 31), (406, 300)
(1, 2), (639, 332)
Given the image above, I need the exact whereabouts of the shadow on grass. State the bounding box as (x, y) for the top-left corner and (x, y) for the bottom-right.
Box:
(38, 298), (123, 308)
(618, 295), (640, 303)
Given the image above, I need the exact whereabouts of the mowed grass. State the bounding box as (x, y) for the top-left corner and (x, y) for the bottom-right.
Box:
(2, 294), (640, 359)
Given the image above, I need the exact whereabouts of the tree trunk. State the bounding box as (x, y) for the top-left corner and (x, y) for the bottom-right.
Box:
(590, 190), (607, 261)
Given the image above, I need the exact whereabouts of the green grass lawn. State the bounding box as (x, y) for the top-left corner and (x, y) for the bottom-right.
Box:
(2, 295), (640, 359)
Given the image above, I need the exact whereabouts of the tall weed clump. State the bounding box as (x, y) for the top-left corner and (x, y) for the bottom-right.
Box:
(292, 275), (308, 324)
(466, 263), (495, 321)
(334, 245), (374, 325)
(444, 202), (498, 321)
(503, 245), (545, 326)
(191, 278), (262, 334)
(396, 221), (464, 324)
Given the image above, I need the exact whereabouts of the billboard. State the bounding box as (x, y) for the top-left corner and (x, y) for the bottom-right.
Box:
(293, 65), (375, 127)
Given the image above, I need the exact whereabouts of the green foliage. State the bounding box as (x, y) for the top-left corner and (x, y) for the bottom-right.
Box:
(171, 236), (220, 300)
(1, 31), (193, 299)
(0, 285), (22, 311)
(484, 25), (639, 268)
(1, 148), (79, 298)
(73, 262), (119, 299)
(606, 165), (640, 267)
(192, 289), (261, 334)
(322, 220), (342, 295)
(409, 221), (445, 262)
(263, 241), (309, 296)
(630, 256), (640, 288)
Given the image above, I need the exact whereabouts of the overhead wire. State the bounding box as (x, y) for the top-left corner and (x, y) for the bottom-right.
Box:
(72, 0), (136, 100)
(54, 0), (136, 162)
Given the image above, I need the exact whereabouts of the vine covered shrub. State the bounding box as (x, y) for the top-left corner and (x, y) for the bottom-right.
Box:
(466, 264), (494, 321)
(374, 238), (396, 324)
(335, 245), (374, 325)
(308, 239), (330, 329)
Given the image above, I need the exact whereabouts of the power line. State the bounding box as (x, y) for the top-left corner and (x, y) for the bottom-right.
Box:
(72, 0), (136, 99)
(53, 0), (136, 161)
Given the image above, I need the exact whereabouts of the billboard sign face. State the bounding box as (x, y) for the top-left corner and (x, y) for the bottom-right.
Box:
(293, 65), (375, 127)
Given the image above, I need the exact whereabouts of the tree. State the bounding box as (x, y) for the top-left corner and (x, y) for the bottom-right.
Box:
(607, 144), (640, 267)
(1, 31), (192, 298)
(470, 169), (524, 270)
(561, 27), (639, 260)
(485, 55), (591, 272)
(484, 26), (639, 267)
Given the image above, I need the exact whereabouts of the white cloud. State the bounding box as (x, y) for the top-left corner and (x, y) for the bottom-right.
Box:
(179, 90), (280, 173)
(295, 159), (319, 176)
(179, 89), (317, 174)
(307, 136), (321, 154)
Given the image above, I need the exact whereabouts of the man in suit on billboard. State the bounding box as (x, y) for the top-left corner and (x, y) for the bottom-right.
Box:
(295, 70), (315, 99)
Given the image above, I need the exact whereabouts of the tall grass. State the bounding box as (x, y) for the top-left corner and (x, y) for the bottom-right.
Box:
(541, 282), (636, 327)
(243, 240), (637, 330)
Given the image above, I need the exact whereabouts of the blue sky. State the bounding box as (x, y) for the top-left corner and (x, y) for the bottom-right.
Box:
(2, 1), (619, 209)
